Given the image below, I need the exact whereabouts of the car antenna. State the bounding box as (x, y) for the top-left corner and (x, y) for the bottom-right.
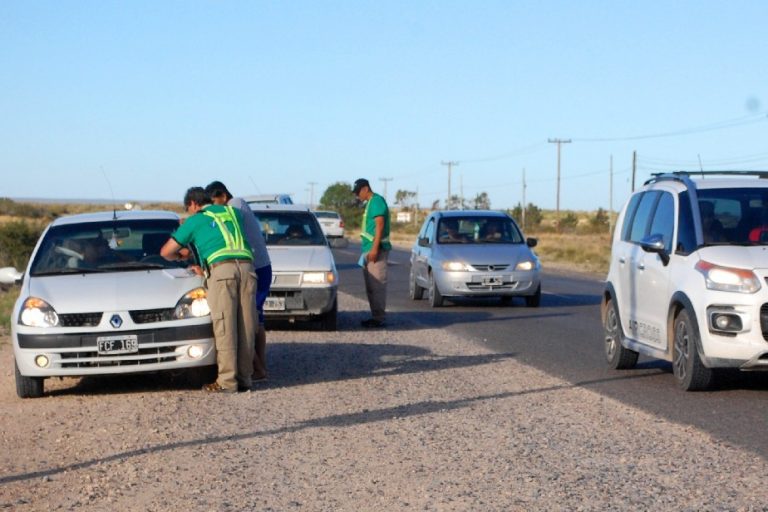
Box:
(101, 167), (118, 221)
(249, 176), (262, 194)
(698, 154), (705, 178)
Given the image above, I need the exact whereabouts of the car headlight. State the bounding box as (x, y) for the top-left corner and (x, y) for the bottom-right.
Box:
(303, 272), (335, 284)
(441, 261), (472, 272)
(19, 297), (60, 327)
(174, 288), (211, 319)
(515, 260), (535, 271)
(695, 260), (761, 294)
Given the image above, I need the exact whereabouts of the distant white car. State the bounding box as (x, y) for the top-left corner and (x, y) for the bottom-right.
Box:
(313, 210), (345, 240)
(0, 210), (216, 398)
(250, 204), (339, 330)
(244, 194), (293, 206)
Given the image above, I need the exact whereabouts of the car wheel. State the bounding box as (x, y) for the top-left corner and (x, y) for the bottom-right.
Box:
(604, 298), (638, 369)
(409, 268), (424, 300)
(428, 271), (444, 307)
(673, 309), (713, 391)
(320, 299), (338, 331)
(499, 296), (513, 306)
(15, 361), (44, 399)
(524, 285), (541, 308)
(186, 365), (217, 388)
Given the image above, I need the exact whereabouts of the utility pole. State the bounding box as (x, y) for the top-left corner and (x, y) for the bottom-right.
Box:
(441, 160), (459, 209)
(522, 168), (527, 231)
(609, 155), (614, 235)
(307, 181), (317, 209)
(631, 150), (637, 192)
(460, 174), (464, 209)
(548, 138), (571, 228)
(379, 177), (392, 203)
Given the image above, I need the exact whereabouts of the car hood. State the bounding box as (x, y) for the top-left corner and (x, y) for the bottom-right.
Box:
(432, 243), (536, 265)
(25, 268), (204, 313)
(697, 245), (768, 270)
(267, 246), (336, 272)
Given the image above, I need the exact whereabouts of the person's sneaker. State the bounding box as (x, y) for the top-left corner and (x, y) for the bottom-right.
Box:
(202, 382), (237, 393)
(361, 318), (386, 328)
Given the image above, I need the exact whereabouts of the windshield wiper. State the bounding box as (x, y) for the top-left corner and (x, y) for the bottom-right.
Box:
(99, 262), (168, 270)
(32, 268), (108, 276)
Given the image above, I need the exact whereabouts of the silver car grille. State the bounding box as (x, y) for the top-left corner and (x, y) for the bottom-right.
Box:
(60, 346), (178, 368)
(58, 313), (103, 327)
(472, 264), (510, 272)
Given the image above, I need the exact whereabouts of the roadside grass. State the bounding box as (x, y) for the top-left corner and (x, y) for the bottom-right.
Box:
(0, 286), (19, 338)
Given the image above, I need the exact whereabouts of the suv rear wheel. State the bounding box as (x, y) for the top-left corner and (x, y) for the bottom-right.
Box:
(673, 309), (713, 391)
(604, 298), (638, 369)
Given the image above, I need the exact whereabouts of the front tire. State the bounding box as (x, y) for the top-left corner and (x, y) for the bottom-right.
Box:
(320, 299), (338, 331)
(15, 361), (44, 399)
(409, 268), (424, 300)
(428, 271), (444, 307)
(673, 309), (713, 391)
(604, 298), (638, 369)
(525, 285), (541, 308)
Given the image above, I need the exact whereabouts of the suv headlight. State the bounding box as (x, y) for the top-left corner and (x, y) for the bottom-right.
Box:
(19, 297), (60, 327)
(174, 288), (210, 319)
(441, 261), (472, 271)
(695, 260), (761, 294)
(303, 272), (335, 284)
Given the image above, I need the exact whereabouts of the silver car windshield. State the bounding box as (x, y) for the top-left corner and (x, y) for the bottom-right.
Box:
(30, 219), (193, 276)
(254, 212), (327, 246)
(437, 217), (523, 244)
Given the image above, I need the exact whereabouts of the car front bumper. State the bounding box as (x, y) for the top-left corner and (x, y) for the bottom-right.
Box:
(434, 269), (541, 298)
(264, 287), (337, 319)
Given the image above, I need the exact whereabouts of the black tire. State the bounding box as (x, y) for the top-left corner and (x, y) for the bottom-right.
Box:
(320, 299), (338, 331)
(524, 285), (541, 308)
(499, 296), (513, 306)
(409, 268), (424, 300)
(673, 309), (713, 391)
(604, 298), (638, 370)
(15, 361), (44, 399)
(186, 365), (218, 388)
(428, 271), (444, 307)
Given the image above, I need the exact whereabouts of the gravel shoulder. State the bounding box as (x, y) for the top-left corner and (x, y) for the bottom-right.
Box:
(1, 291), (767, 511)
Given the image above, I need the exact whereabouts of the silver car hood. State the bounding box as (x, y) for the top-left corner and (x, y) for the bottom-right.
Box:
(267, 246), (335, 272)
(26, 268), (204, 313)
(433, 243), (536, 265)
(697, 245), (768, 270)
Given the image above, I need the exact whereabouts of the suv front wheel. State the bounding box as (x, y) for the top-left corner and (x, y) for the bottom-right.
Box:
(604, 298), (638, 369)
(673, 309), (713, 391)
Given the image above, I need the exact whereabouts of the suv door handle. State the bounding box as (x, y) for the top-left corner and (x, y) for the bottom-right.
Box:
(637, 262), (645, 270)
(619, 257), (626, 264)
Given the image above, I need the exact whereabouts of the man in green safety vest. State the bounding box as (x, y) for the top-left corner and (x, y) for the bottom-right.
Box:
(161, 186), (257, 393)
(352, 178), (391, 328)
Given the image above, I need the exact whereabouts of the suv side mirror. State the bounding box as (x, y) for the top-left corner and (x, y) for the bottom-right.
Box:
(526, 237), (538, 248)
(639, 234), (670, 266)
(0, 267), (23, 285)
(418, 237), (430, 247)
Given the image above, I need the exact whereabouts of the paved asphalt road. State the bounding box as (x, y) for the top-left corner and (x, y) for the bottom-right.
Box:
(332, 241), (768, 460)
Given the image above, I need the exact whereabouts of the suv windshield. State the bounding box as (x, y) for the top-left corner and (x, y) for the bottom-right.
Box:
(30, 219), (193, 276)
(254, 211), (327, 246)
(697, 187), (768, 246)
(437, 216), (523, 244)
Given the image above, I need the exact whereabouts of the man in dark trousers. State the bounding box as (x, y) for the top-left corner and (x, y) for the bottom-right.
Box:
(352, 178), (391, 328)
(161, 186), (257, 393)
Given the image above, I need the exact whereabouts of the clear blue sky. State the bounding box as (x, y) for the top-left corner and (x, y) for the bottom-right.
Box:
(2, 1), (767, 212)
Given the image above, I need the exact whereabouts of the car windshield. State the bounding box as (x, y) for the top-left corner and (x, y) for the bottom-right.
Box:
(254, 211), (327, 246)
(696, 188), (768, 246)
(29, 218), (194, 276)
(437, 217), (523, 244)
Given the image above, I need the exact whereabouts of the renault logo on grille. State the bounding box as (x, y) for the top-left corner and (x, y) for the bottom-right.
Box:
(110, 314), (123, 328)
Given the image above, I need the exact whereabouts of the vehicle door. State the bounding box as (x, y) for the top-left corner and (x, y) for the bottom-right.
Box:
(412, 217), (436, 288)
(633, 191), (675, 350)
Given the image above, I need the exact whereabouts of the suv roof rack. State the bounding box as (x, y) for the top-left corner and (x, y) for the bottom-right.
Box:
(645, 170), (768, 185)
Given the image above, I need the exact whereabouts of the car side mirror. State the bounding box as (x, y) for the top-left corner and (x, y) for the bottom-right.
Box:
(418, 237), (430, 247)
(639, 234), (670, 266)
(0, 267), (23, 285)
(526, 237), (538, 248)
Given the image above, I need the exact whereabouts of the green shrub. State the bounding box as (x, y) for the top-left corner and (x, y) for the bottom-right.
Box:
(0, 220), (45, 269)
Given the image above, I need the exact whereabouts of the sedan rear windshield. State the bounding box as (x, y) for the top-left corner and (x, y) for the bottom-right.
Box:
(254, 212), (327, 246)
(437, 217), (523, 244)
(30, 219), (194, 276)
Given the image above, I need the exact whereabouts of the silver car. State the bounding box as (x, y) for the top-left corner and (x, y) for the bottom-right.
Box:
(409, 210), (541, 307)
(251, 204), (338, 330)
(0, 210), (216, 398)
(313, 210), (345, 239)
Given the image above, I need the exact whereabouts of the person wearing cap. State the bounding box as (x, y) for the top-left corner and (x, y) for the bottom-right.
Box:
(205, 180), (272, 382)
(352, 178), (391, 328)
(160, 186), (257, 393)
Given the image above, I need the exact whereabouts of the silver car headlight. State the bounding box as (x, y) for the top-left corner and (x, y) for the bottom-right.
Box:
(441, 261), (472, 272)
(19, 297), (60, 327)
(515, 260), (535, 271)
(174, 288), (211, 319)
(303, 272), (335, 284)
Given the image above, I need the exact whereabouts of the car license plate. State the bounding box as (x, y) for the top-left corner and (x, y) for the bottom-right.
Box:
(481, 276), (503, 286)
(96, 335), (139, 355)
(264, 297), (286, 311)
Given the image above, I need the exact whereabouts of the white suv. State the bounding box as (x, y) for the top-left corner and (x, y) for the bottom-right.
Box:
(603, 171), (768, 390)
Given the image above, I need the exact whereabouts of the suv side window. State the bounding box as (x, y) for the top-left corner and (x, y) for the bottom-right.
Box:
(676, 191), (696, 254)
(621, 193), (643, 241)
(648, 192), (675, 252)
(628, 191), (661, 243)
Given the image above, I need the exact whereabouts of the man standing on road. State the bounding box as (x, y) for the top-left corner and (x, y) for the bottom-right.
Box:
(205, 180), (272, 382)
(160, 186), (257, 393)
(352, 178), (391, 328)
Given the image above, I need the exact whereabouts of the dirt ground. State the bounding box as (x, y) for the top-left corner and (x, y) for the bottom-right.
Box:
(1, 291), (767, 511)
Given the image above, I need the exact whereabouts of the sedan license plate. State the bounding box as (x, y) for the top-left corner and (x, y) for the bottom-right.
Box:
(96, 335), (139, 355)
(481, 276), (503, 286)
(264, 297), (286, 311)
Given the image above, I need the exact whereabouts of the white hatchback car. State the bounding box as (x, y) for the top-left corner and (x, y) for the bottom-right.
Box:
(0, 210), (216, 398)
(313, 210), (345, 240)
(604, 171), (768, 390)
(250, 204), (339, 330)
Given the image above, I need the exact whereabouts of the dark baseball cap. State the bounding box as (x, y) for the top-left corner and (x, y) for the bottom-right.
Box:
(352, 178), (370, 194)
